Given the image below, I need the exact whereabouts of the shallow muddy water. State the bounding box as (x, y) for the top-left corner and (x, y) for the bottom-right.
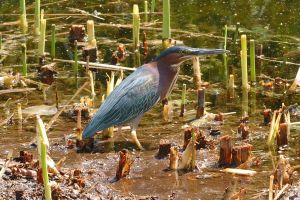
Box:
(1, 0), (300, 199)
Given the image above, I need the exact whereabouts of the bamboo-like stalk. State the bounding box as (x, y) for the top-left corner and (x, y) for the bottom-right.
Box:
(228, 74), (234, 89)
(233, 22), (240, 45)
(269, 175), (274, 200)
(192, 57), (201, 89)
(21, 44), (27, 76)
(180, 84), (186, 117)
(223, 25), (228, 85)
(19, 0), (28, 34)
(242, 88), (248, 115)
(87, 20), (96, 47)
(36, 115), (52, 200)
(162, 0), (171, 39)
(221, 168), (256, 176)
(103, 71), (115, 138)
(267, 111), (282, 147)
(34, 0), (41, 35)
(88, 70), (95, 98)
(17, 103), (22, 122)
(144, 1), (148, 23)
(132, 4), (140, 50)
(51, 24), (56, 59)
(49, 58), (136, 71)
(150, 0), (156, 13)
(178, 130), (196, 170)
(228, 74), (235, 98)
(0, 33), (2, 50)
(273, 184), (289, 200)
(73, 40), (78, 76)
(224, 25), (228, 50)
(38, 14), (46, 56)
(115, 71), (123, 88)
(290, 66), (300, 91)
(76, 109), (82, 140)
(250, 39), (256, 82)
(241, 35), (248, 89)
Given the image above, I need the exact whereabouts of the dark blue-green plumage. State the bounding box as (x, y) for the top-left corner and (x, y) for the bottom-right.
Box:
(82, 46), (226, 139)
(83, 66), (160, 138)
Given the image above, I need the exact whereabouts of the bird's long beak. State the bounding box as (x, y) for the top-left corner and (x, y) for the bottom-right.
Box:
(179, 48), (229, 62)
(190, 48), (229, 56)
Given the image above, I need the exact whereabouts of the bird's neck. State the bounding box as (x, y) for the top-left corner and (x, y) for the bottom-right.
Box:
(156, 60), (180, 99)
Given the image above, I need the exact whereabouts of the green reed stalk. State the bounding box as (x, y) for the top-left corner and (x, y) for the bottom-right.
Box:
(150, 0), (156, 13)
(19, 0), (28, 34)
(250, 39), (256, 82)
(51, 24), (56, 59)
(241, 34), (248, 89)
(36, 116), (52, 200)
(73, 40), (78, 76)
(21, 44), (27, 76)
(132, 4), (140, 50)
(144, 1), (148, 22)
(34, 0), (40, 35)
(224, 25), (228, 50)
(0, 33), (2, 50)
(181, 83), (186, 105)
(162, 0), (171, 39)
(233, 22), (240, 45)
(242, 87), (248, 115)
(223, 25), (228, 85)
(38, 16), (46, 56)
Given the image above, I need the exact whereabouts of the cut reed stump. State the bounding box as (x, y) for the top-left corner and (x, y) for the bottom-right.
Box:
(262, 108), (272, 125)
(183, 127), (194, 150)
(76, 121), (94, 154)
(277, 123), (288, 147)
(196, 88), (205, 119)
(155, 139), (172, 159)
(83, 46), (98, 63)
(218, 135), (232, 167)
(115, 149), (134, 180)
(69, 25), (86, 44)
(238, 123), (249, 139)
(229, 144), (252, 167)
(183, 127), (214, 150)
(274, 155), (293, 189)
(169, 146), (179, 170)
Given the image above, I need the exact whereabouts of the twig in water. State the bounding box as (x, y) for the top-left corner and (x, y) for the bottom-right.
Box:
(0, 113), (14, 127)
(0, 88), (36, 95)
(273, 184), (289, 200)
(45, 81), (89, 131)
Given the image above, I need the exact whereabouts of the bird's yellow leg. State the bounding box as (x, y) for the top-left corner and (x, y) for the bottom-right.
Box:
(131, 130), (144, 150)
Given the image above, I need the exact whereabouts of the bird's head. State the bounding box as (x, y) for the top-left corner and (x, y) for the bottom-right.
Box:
(155, 45), (228, 66)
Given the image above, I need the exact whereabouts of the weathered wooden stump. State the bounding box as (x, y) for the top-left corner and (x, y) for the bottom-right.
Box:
(156, 139), (172, 159)
(218, 135), (232, 167)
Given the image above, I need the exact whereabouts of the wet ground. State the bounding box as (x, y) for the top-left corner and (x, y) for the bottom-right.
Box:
(1, 0), (300, 199)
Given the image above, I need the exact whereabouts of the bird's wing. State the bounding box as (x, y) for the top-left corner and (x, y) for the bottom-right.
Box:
(83, 66), (160, 138)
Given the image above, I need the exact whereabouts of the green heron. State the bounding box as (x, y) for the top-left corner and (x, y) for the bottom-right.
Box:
(83, 45), (227, 149)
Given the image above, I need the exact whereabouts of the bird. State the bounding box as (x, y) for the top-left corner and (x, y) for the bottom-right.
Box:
(82, 45), (227, 149)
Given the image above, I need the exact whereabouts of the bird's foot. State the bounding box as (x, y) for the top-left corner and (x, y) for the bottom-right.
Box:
(131, 130), (144, 150)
